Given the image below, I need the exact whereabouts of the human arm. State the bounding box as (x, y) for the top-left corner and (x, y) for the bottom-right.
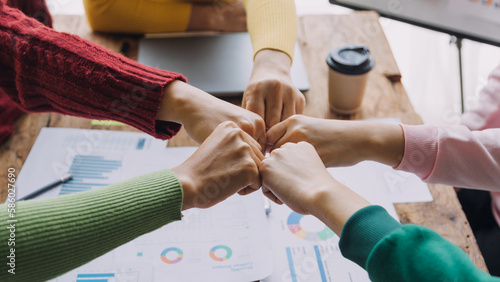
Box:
(267, 115), (500, 191)
(0, 121), (262, 281)
(266, 115), (404, 167)
(1, 4), (265, 145)
(460, 64), (500, 131)
(84, 0), (247, 34)
(158, 80), (266, 146)
(84, 0), (302, 129)
(242, 0), (304, 128)
(259, 142), (499, 282)
(0, 3), (184, 139)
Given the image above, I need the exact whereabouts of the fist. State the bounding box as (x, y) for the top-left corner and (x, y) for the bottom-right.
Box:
(260, 141), (336, 215)
(173, 121), (264, 210)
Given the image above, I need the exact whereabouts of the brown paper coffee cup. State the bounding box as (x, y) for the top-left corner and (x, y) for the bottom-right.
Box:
(326, 45), (375, 114)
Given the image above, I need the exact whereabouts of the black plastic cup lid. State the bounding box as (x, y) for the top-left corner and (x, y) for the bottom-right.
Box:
(326, 45), (375, 75)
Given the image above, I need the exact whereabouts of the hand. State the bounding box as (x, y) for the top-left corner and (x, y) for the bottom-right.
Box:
(266, 115), (405, 167)
(171, 121), (264, 210)
(187, 1), (246, 32)
(243, 50), (305, 129)
(157, 80), (266, 148)
(259, 141), (370, 235)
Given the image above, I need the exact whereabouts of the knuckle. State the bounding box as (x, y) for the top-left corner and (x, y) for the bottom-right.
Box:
(288, 114), (301, 124)
(227, 127), (243, 140)
(242, 159), (257, 173)
(264, 79), (281, 90)
(221, 120), (237, 129)
(239, 142), (252, 153)
(239, 120), (254, 134)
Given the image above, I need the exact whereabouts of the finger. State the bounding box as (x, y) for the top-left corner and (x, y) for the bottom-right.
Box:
(266, 119), (288, 147)
(281, 97), (296, 121)
(246, 166), (262, 190)
(265, 92), (283, 129)
(238, 186), (259, 196)
(295, 92), (306, 114)
(241, 94), (248, 108)
(245, 96), (265, 120)
(271, 132), (294, 151)
(254, 119), (267, 154)
(262, 185), (283, 205)
(241, 132), (265, 161)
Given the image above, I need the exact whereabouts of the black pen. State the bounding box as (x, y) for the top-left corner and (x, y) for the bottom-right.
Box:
(19, 174), (73, 201)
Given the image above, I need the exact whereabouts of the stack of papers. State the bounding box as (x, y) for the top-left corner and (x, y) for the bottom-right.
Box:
(16, 128), (432, 282)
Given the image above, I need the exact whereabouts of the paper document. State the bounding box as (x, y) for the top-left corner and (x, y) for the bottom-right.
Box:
(53, 192), (273, 282)
(15, 128), (168, 200)
(15, 128), (434, 281)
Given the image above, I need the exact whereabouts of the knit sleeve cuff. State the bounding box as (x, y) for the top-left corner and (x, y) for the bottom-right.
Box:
(245, 0), (298, 61)
(1, 5), (185, 140)
(395, 124), (439, 180)
(339, 205), (402, 269)
(90, 60), (186, 140)
(7, 169), (183, 281)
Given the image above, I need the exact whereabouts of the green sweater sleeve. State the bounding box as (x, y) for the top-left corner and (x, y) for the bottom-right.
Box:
(0, 169), (183, 281)
(339, 205), (500, 282)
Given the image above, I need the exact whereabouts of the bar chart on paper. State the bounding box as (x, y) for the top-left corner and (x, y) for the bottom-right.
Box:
(59, 155), (121, 195)
(68, 266), (148, 282)
(15, 128), (168, 200)
(265, 203), (372, 282)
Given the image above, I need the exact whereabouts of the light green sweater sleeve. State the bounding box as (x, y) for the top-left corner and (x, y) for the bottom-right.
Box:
(339, 206), (500, 282)
(0, 169), (183, 281)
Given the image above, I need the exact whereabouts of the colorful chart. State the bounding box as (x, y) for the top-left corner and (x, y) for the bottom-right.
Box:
(287, 212), (335, 241)
(210, 245), (232, 262)
(160, 247), (184, 264)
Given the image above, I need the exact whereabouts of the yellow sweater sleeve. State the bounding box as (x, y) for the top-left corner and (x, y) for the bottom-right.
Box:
(82, 0), (192, 34)
(244, 0), (297, 61)
(83, 0), (297, 60)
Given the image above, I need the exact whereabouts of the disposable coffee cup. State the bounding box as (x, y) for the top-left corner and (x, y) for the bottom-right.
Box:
(326, 45), (375, 114)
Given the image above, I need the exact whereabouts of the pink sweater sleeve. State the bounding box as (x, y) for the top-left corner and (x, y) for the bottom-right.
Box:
(461, 64), (500, 131)
(395, 124), (500, 192)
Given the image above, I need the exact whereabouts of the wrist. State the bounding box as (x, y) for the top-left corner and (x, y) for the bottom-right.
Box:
(309, 181), (370, 235)
(171, 166), (197, 211)
(253, 49), (292, 75)
(365, 123), (405, 167)
(157, 80), (207, 125)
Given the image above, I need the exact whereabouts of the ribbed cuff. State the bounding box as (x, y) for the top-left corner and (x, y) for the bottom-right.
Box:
(395, 124), (438, 180)
(2, 6), (185, 140)
(246, 0), (297, 61)
(339, 205), (402, 269)
(8, 169), (183, 281)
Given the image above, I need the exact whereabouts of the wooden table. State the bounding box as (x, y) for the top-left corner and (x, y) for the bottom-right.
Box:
(0, 12), (488, 272)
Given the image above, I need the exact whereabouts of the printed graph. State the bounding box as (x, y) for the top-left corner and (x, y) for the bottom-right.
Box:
(76, 273), (115, 282)
(59, 155), (121, 195)
(210, 245), (233, 262)
(160, 247), (184, 264)
(287, 212), (335, 241)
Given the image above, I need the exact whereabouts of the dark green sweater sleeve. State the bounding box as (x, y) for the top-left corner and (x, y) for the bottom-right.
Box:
(339, 205), (500, 282)
(0, 169), (183, 281)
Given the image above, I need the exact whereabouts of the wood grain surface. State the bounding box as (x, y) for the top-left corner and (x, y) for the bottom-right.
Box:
(0, 12), (487, 271)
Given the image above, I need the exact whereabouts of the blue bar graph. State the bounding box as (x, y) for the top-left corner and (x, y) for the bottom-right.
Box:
(286, 247), (298, 282)
(59, 155), (122, 195)
(314, 246), (327, 282)
(76, 272), (115, 282)
(136, 138), (146, 150)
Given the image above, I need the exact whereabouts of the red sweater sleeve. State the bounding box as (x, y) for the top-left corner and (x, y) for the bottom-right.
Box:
(0, 3), (185, 139)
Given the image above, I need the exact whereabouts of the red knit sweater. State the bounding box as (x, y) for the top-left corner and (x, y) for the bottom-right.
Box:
(0, 1), (185, 143)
